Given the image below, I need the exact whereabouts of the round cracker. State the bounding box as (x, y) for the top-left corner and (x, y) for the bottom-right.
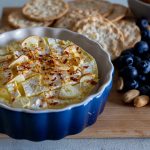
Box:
(22, 0), (69, 22)
(114, 19), (141, 49)
(95, 0), (114, 17)
(68, 0), (113, 17)
(76, 16), (124, 60)
(54, 9), (100, 30)
(107, 4), (128, 22)
(8, 10), (53, 28)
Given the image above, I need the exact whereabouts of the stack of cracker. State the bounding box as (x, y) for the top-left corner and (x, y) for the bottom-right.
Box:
(54, 0), (141, 60)
(0, 0), (141, 60)
(0, 0), (68, 32)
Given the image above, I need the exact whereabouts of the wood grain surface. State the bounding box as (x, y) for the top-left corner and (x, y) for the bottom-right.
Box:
(0, 8), (150, 139)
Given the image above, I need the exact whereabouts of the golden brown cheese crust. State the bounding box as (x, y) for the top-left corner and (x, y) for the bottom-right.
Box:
(0, 37), (98, 109)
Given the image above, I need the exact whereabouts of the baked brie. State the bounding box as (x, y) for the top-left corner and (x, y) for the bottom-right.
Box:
(0, 36), (98, 109)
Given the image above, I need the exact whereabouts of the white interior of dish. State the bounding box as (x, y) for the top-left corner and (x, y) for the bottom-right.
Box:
(0, 27), (113, 113)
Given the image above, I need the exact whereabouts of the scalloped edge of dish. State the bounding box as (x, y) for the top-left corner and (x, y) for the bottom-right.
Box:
(0, 27), (114, 113)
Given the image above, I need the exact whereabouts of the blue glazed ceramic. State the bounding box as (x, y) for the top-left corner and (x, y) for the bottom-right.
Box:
(0, 27), (114, 141)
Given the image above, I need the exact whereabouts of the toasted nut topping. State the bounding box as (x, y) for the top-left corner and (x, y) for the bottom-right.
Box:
(117, 77), (124, 91)
(0, 55), (12, 63)
(134, 95), (150, 108)
(123, 89), (140, 103)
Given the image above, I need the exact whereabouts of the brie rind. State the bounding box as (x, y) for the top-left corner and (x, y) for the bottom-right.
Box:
(9, 74), (25, 83)
(6, 82), (21, 98)
(48, 38), (63, 54)
(22, 36), (46, 51)
(9, 55), (29, 68)
(21, 75), (48, 97)
(12, 95), (43, 108)
(59, 84), (81, 99)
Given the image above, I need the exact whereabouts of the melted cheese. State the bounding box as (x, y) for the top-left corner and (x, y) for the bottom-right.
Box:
(0, 36), (98, 109)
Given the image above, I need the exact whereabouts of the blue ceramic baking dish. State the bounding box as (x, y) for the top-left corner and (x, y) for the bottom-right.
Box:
(0, 27), (114, 141)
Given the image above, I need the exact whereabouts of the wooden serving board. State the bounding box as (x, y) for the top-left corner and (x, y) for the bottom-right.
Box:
(1, 8), (150, 139)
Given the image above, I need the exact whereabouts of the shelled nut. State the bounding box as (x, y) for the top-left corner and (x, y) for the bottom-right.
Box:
(122, 89), (140, 103)
(117, 77), (124, 91)
(134, 95), (150, 108)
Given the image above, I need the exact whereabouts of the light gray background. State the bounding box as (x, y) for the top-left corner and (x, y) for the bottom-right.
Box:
(0, 0), (150, 150)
